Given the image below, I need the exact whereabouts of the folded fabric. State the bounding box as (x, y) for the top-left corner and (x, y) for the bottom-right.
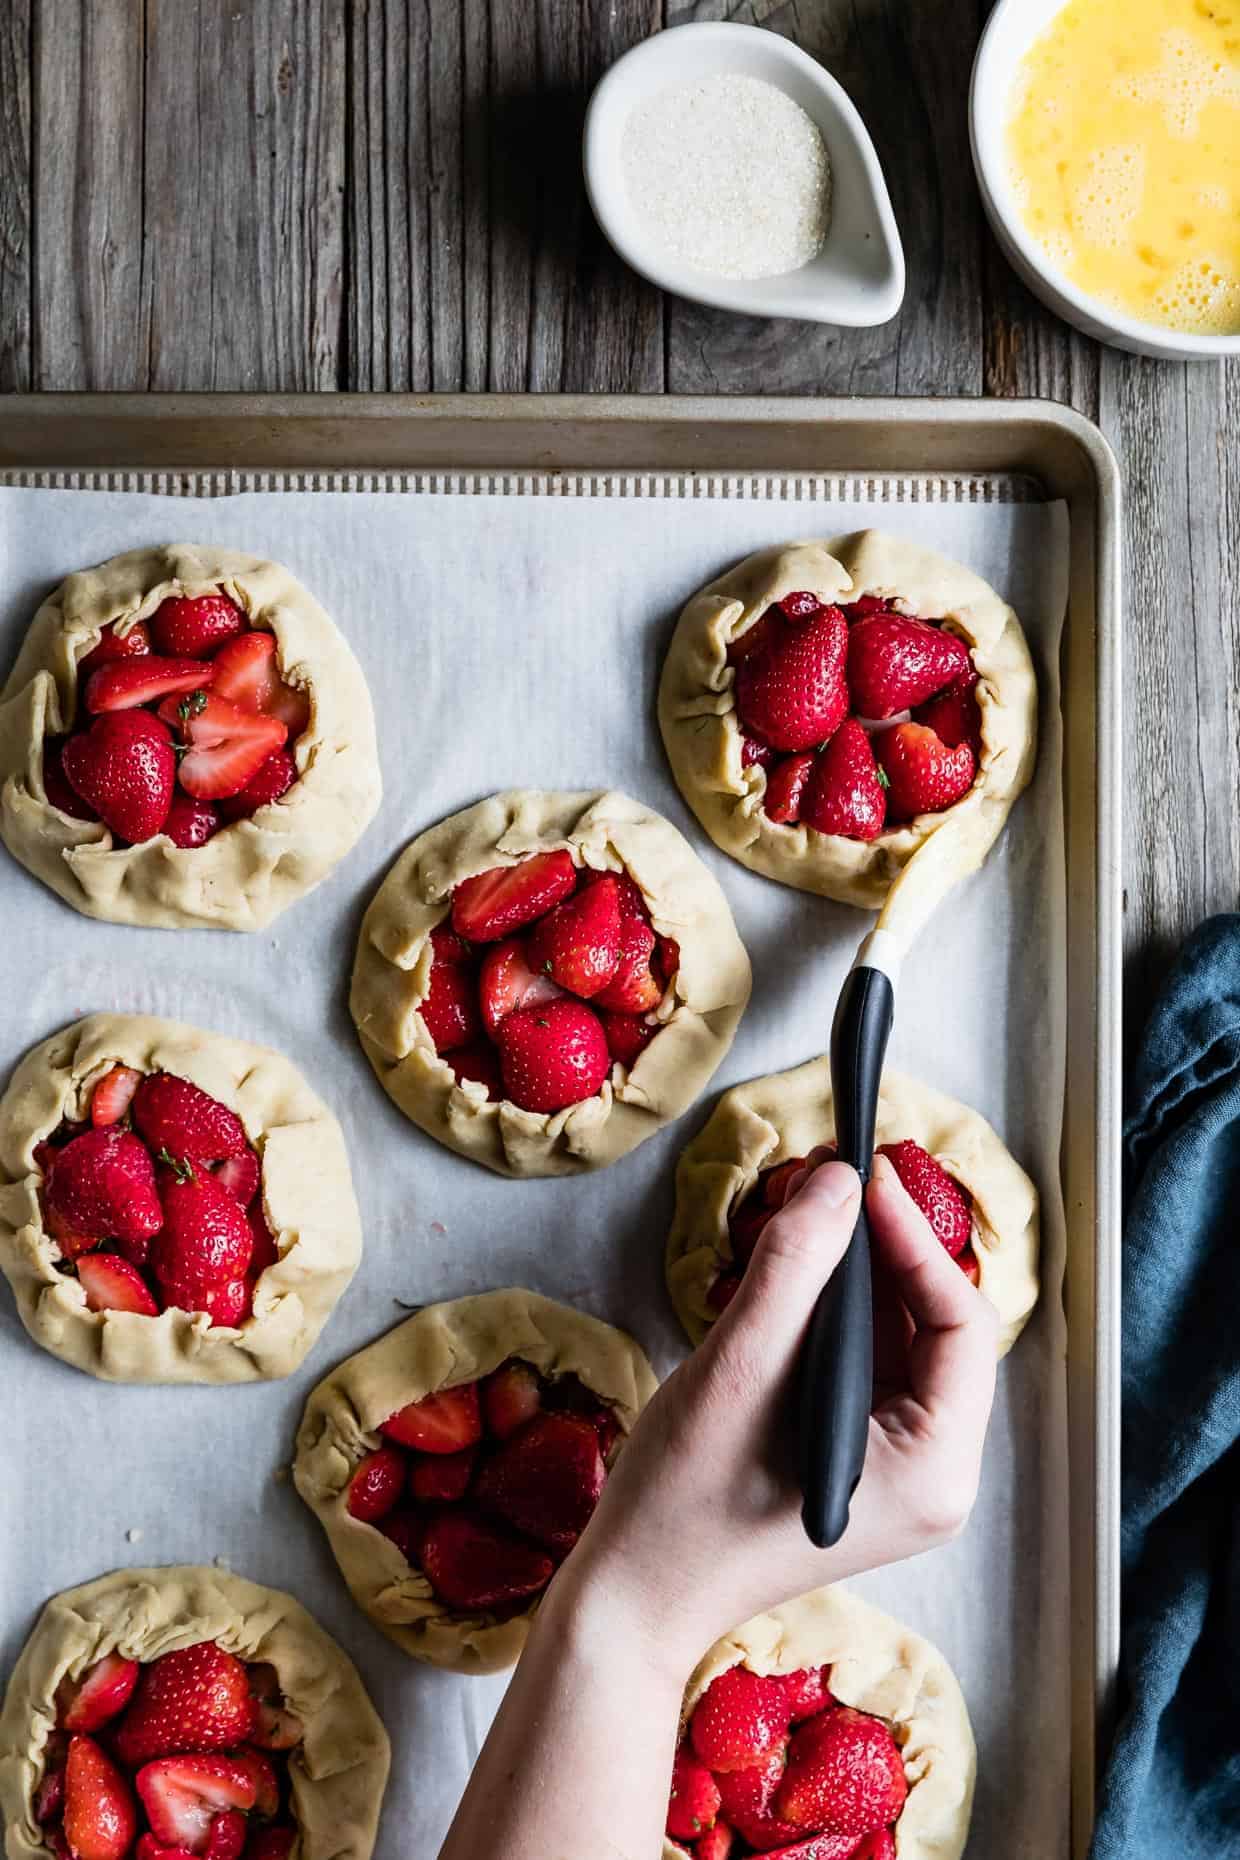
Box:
(1091, 914), (1240, 1858)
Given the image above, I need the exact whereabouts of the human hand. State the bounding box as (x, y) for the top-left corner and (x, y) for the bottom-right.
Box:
(562, 1152), (999, 1676)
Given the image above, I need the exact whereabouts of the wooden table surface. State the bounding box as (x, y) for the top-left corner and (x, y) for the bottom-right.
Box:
(2, 0), (1236, 1031)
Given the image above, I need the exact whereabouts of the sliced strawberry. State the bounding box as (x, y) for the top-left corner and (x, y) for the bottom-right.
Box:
(62, 712), (175, 843)
(409, 1446), (477, 1502)
(202, 1812), (247, 1860)
(697, 1820), (738, 1860)
(430, 923), (474, 965)
(135, 1756), (257, 1856)
(850, 1834), (897, 1860)
(35, 1765), (66, 1824)
(419, 951), (482, 1054)
(85, 657), (215, 716)
(163, 794), (223, 849)
(43, 1204), (100, 1261)
(840, 596), (891, 623)
(757, 1834), (868, 1858)
(225, 1753), (277, 1820)
(266, 681), (311, 736)
(846, 614), (971, 719)
(446, 1040), (504, 1100)
(778, 1667), (835, 1724)
(728, 1197), (771, 1270)
(735, 604), (849, 751)
(79, 620), (151, 679)
(592, 915), (661, 1015)
(376, 1508), (423, 1564)
(914, 669), (981, 755)
(763, 1159), (807, 1209)
(243, 1829), (295, 1860)
(244, 1670), (302, 1754)
(480, 1360), (543, 1439)
(419, 1509), (554, 1611)
(345, 1447), (407, 1523)
(774, 1706), (906, 1837)
(539, 1374), (621, 1458)
(473, 1412), (605, 1551)
(63, 1735), (137, 1860)
(150, 595), (245, 659)
(763, 752), (816, 826)
(706, 1271), (742, 1316)
(208, 634), (279, 711)
(44, 1128), (163, 1254)
(115, 1646), (257, 1767)
(478, 936), (563, 1036)
(801, 719), (887, 842)
(741, 734), (777, 770)
(133, 1073), (248, 1165)
(496, 998), (610, 1113)
(215, 750), (297, 823)
(380, 1382), (482, 1454)
(876, 1141), (973, 1257)
(246, 1206), (278, 1276)
(162, 695), (288, 803)
(666, 1747), (722, 1841)
(726, 608), (777, 666)
(76, 1254), (160, 1317)
(874, 722), (975, 822)
(778, 591), (828, 620)
(957, 1247), (981, 1285)
(451, 851), (577, 943)
(715, 1752), (803, 1850)
(43, 737), (100, 820)
(164, 1276), (252, 1328)
(598, 1009), (656, 1068)
(525, 876), (622, 999)
(90, 1066), (142, 1128)
(214, 1148), (261, 1208)
(690, 1667), (792, 1773)
(58, 1655), (141, 1734)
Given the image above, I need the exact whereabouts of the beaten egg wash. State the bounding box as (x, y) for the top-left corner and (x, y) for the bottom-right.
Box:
(1006, 0), (1240, 335)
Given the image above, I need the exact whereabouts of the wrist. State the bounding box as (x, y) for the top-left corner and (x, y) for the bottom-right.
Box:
(539, 1548), (699, 1700)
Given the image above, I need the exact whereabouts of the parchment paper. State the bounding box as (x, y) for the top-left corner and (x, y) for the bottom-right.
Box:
(0, 482), (1070, 1860)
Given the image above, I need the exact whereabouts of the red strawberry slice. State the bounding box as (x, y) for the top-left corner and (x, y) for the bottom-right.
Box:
(592, 913), (662, 1014)
(779, 591), (829, 621)
(214, 1148), (261, 1208)
(244, 1668), (302, 1753)
(63, 1735), (138, 1860)
(598, 1009), (656, 1067)
(761, 1159), (806, 1209)
(726, 608), (777, 666)
(202, 1812), (247, 1860)
(151, 1165), (255, 1295)
(697, 1819), (738, 1860)
(216, 750), (297, 823)
(874, 723), (975, 822)
(914, 670), (982, 754)
(778, 1667), (835, 1724)
(741, 734), (777, 770)
(840, 596), (891, 623)
(161, 1276), (251, 1328)
(958, 1247), (981, 1285)
(763, 752), (815, 826)
(161, 694), (288, 803)
(133, 1074), (247, 1165)
(419, 951), (482, 1054)
(876, 1141), (973, 1256)
(496, 998), (610, 1113)
(376, 1508), (422, 1564)
(243, 1829), (295, 1860)
(85, 657), (215, 716)
(135, 1756), (257, 1856)
(447, 1040), (504, 1100)
(58, 1655), (140, 1733)
(42, 1205), (100, 1261)
(473, 1411), (605, 1550)
(163, 794), (222, 849)
(35, 1765), (65, 1824)
(90, 1066), (142, 1128)
(666, 1748), (722, 1841)
(735, 604), (849, 751)
(706, 1272), (742, 1316)
(208, 634), (278, 712)
(409, 1446), (477, 1502)
(451, 851), (577, 943)
(690, 1667), (792, 1773)
(774, 1707), (907, 1838)
(728, 1197), (771, 1270)
(526, 875), (622, 999)
(380, 1382), (482, 1454)
(714, 1752), (803, 1850)
(43, 737), (100, 820)
(44, 1128), (163, 1254)
(63, 712), (175, 843)
(77, 1254), (159, 1316)
(345, 1447), (407, 1523)
(540, 1375), (622, 1458)
(226, 1753), (277, 1820)
(481, 1360), (543, 1439)
(246, 1207), (278, 1277)
(801, 720), (887, 842)
(150, 595), (245, 659)
(850, 1834), (897, 1860)
(846, 615), (971, 719)
(419, 1510), (554, 1611)
(79, 621), (151, 679)
(430, 923), (474, 965)
(479, 937), (563, 1036)
(115, 1645), (257, 1767)
(758, 1835), (868, 1858)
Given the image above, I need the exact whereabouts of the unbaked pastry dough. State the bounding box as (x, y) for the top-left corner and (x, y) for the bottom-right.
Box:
(293, 1289), (659, 1674)
(0, 1014), (363, 1384)
(350, 789), (752, 1177)
(0, 544), (382, 930)
(663, 1585), (975, 1860)
(658, 531), (1038, 941)
(667, 1058), (1039, 1357)
(0, 1564), (390, 1860)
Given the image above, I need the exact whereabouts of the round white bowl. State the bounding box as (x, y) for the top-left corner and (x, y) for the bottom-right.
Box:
(971, 0), (1240, 362)
(583, 22), (904, 327)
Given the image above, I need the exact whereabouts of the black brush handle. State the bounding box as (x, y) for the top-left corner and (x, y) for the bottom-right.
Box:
(799, 962), (894, 1548)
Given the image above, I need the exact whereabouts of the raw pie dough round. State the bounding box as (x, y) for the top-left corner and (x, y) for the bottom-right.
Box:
(0, 544), (382, 930)
(0, 1013), (363, 1384)
(667, 1057), (1039, 1357)
(293, 1289), (659, 1675)
(664, 1585), (975, 1860)
(658, 531), (1038, 939)
(0, 1564), (390, 1860)
(350, 789), (752, 1178)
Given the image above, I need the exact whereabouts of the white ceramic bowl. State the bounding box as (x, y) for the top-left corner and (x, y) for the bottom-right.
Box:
(583, 22), (904, 326)
(971, 0), (1240, 361)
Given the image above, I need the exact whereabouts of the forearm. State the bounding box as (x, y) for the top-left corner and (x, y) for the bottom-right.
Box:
(438, 1564), (688, 1860)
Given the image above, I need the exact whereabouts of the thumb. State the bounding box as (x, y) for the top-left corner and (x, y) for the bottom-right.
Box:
(722, 1161), (862, 1358)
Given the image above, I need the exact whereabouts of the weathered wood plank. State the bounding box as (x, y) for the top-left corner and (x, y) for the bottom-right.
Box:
(0, 0), (31, 390)
(981, 228), (1100, 415)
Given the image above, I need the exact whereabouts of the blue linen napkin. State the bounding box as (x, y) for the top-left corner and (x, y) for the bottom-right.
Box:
(1090, 914), (1240, 1857)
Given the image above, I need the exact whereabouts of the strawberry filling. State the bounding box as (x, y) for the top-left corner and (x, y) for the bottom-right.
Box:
(666, 1664), (908, 1858)
(45, 595), (309, 848)
(727, 591), (982, 838)
(37, 1644), (303, 1860)
(34, 1066), (277, 1330)
(424, 855), (677, 1114)
(347, 1358), (622, 1616)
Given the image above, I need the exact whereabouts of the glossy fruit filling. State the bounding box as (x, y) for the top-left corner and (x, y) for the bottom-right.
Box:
(36, 1642), (302, 1860)
(729, 592), (981, 838)
(347, 1357), (622, 1614)
(708, 1142), (979, 1318)
(34, 1068), (277, 1330)
(45, 593), (310, 848)
(422, 853), (680, 1114)
(666, 1662), (906, 1859)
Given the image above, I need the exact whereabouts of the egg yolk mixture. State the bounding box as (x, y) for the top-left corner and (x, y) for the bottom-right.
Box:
(1006, 0), (1240, 335)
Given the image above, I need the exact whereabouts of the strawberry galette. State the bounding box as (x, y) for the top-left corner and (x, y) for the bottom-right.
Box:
(663, 1586), (974, 1860)
(293, 1290), (657, 1672)
(350, 789), (751, 1177)
(0, 1565), (389, 1860)
(658, 532), (1037, 918)
(0, 1015), (362, 1383)
(667, 1058), (1039, 1357)
(0, 545), (381, 929)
